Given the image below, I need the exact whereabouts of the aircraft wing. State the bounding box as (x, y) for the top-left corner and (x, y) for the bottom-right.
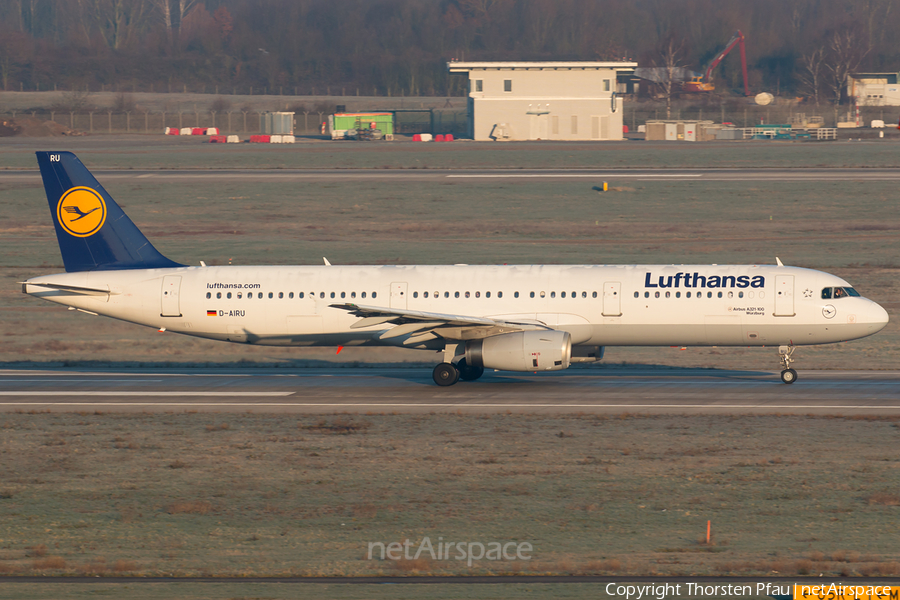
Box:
(329, 303), (549, 342)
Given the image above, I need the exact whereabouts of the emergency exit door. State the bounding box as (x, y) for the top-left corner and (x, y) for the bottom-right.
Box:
(390, 282), (408, 309)
(161, 275), (182, 317)
(602, 282), (622, 316)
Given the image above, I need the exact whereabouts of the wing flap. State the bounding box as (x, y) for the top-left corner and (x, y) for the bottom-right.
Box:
(330, 303), (551, 341)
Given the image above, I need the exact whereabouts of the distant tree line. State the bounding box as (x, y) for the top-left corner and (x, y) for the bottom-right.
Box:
(0, 0), (895, 101)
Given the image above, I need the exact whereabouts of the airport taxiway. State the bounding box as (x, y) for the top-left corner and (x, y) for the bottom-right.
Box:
(4, 167), (900, 182)
(1, 368), (898, 414)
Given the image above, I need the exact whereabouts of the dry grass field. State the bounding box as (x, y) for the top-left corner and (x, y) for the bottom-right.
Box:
(0, 140), (898, 598)
(0, 412), (898, 581)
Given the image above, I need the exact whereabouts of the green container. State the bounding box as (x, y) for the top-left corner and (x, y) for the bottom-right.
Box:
(332, 113), (394, 134)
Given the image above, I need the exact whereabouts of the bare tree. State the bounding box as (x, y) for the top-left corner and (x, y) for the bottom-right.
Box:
(798, 47), (824, 109)
(823, 24), (868, 124)
(652, 34), (686, 119)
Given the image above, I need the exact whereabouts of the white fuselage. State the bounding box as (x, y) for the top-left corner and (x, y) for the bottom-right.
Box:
(24, 263), (889, 352)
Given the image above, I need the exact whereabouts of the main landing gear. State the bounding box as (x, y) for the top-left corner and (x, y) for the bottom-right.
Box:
(432, 343), (485, 387)
(432, 360), (485, 386)
(778, 345), (797, 384)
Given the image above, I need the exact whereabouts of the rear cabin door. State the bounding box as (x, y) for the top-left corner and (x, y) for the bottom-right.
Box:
(161, 275), (182, 317)
(602, 282), (622, 316)
(774, 275), (795, 316)
(390, 282), (408, 310)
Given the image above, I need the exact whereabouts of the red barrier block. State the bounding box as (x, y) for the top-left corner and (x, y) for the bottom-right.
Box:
(623, 125), (629, 133)
(249, 135), (260, 143)
(435, 134), (445, 142)
(413, 134), (421, 142)
(259, 135), (270, 143)
(444, 134), (454, 142)
(191, 127), (203, 135)
(209, 135), (226, 143)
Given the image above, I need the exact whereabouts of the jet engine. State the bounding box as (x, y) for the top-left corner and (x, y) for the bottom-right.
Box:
(465, 330), (571, 372)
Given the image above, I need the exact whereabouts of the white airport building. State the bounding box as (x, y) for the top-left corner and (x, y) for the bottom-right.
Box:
(848, 72), (900, 106)
(447, 60), (638, 141)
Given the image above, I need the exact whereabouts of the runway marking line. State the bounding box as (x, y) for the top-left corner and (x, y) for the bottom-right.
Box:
(0, 402), (897, 409)
(446, 174), (703, 179)
(0, 392), (294, 397)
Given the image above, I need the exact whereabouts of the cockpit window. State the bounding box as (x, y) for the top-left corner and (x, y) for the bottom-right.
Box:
(823, 286), (860, 299)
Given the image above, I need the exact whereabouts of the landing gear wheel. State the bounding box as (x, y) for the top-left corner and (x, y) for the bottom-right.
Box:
(433, 362), (460, 387)
(777, 345), (798, 384)
(456, 358), (485, 382)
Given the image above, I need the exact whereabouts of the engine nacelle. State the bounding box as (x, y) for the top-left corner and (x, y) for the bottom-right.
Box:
(570, 346), (604, 363)
(466, 330), (571, 372)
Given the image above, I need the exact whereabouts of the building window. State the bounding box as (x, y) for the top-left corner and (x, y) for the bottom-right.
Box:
(571, 116), (578, 134)
(603, 79), (611, 92)
(504, 79), (512, 92)
(475, 79), (483, 92)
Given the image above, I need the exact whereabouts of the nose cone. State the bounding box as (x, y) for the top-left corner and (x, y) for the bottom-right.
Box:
(868, 301), (889, 333)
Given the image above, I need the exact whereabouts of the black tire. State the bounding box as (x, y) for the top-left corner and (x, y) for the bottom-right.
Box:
(457, 358), (485, 382)
(433, 363), (460, 386)
(780, 368), (797, 384)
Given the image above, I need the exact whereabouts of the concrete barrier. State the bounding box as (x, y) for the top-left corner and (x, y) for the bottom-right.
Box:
(226, 135), (240, 143)
(180, 127), (192, 135)
(205, 128), (219, 135)
(282, 135), (295, 143)
(419, 133), (433, 142)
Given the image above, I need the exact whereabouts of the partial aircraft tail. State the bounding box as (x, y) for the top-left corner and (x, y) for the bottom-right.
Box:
(36, 151), (183, 272)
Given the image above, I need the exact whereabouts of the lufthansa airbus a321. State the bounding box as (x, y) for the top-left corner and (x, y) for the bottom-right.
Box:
(23, 152), (889, 386)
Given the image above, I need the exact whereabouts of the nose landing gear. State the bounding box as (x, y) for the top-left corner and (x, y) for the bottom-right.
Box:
(778, 344), (797, 384)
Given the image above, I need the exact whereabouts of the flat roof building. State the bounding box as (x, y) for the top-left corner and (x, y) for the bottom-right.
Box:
(447, 61), (638, 141)
(848, 72), (900, 106)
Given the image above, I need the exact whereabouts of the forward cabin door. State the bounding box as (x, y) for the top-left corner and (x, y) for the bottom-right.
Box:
(161, 275), (182, 317)
(602, 282), (622, 316)
(774, 275), (795, 317)
(390, 282), (408, 310)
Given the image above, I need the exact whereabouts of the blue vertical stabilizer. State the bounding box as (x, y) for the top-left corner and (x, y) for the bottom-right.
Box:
(36, 151), (183, 272)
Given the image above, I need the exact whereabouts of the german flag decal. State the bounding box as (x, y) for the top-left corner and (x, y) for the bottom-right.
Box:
(207, 310), (217, 316)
